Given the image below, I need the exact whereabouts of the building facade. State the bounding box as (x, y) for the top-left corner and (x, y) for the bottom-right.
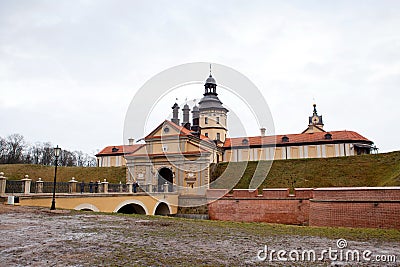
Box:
(96, 71), (375, 194)
(223, 104), (374, 162)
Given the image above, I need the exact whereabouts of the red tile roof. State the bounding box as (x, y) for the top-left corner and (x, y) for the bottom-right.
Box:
(96, 144), (144, 156)
(128, 150), (211, 158)
(224, 130), (373, 148)
(145, 120), (213, 144)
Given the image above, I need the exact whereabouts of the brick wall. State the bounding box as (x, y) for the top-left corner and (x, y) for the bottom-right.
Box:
(309, 187), (400, 229)
(208, 188), (310, 225)
(207, 187), (400, 229)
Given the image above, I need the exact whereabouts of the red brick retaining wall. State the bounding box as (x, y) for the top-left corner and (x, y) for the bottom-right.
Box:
(207, 187), (400, 229)
(309, 187), (400, 229)
(208, 188), (310, 225)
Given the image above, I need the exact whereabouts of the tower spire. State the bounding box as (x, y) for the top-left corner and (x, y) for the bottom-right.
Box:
(204, 65), (217, 96)
(313, 103), (318, 115)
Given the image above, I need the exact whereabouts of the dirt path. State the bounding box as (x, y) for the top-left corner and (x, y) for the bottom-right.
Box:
(0, 205), (399, 266)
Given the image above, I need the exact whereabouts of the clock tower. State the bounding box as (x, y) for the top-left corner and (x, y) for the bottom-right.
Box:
(302, 103), (325, 133)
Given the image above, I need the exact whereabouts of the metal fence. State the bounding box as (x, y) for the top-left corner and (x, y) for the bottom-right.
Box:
(140, 183), (176, 193)
(42, 182), (69, 193)
(5, 180), (24, 194)
(108, 183), (127, 193)
(4, 180), (176, 194)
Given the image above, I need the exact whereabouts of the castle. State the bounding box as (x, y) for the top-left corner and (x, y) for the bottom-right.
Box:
(96, 71), (374, 194)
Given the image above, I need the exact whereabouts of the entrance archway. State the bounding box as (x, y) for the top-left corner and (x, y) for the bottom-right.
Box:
(154, 202), (171, 216)
(117, 203), (146, 214)
(158, 167), (173, 192)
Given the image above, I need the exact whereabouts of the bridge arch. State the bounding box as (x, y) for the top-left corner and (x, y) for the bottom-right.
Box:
(113, 200), (149, 215)
(74, 203), (100, 212)
(153, 201), (172, 215)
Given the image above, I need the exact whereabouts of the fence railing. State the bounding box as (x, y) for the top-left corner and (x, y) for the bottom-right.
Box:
(42, 182), (70, 194)
(5, 180), (24, 194)
(0, 172), (178, 195)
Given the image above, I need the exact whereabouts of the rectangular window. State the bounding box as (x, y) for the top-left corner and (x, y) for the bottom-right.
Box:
(205, 133), (208, 137)
(205, 117), (208, 124)
(216, 117), (220, 124)
(217, 133), (220, 140)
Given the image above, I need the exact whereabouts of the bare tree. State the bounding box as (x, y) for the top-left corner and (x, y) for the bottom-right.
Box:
(0, 133), (97, 167)
(41, 142), (54, 165)
(4, 134), (25, 163)
(59, 150), (76, 166)
(0, 137), (7, 163)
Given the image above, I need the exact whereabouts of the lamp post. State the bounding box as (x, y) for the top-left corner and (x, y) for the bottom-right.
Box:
(50, 145), (62, 210)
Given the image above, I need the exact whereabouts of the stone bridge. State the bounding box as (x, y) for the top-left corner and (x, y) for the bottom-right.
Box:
(0, 172), (178, 215)
(5, 193), (179, 215)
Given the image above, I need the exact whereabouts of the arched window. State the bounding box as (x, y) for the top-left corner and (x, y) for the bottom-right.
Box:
(324, 133), (332, 140)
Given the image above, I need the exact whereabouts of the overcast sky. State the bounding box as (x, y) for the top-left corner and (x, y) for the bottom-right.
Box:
(0, 0), (399, 154)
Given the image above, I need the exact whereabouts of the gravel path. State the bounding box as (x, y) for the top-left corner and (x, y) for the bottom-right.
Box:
(0, 205), (399, 266)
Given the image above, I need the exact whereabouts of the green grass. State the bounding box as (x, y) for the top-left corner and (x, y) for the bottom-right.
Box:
(73, 210), (400, 242)
(211, 150), (400, 189)
(1, 150), (400, 188)
(0, 164), (126, 183)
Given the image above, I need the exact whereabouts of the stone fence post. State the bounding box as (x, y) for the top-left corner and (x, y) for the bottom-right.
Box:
(22, 175), (32, 194)
(127, 182), (133, 193)
(102, 179), (108, 193)
(36, 178), (44, 193)
(119, 181), (123, 193)
(97, 181), (102, 193)
(163, 182), (169, 193)
(69, 177), (78, 193)
(0, 172), (6, 196)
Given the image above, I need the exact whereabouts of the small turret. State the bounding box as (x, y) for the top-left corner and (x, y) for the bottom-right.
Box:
(309, 103), (324, 127)
(302, 103), (325, 134)
(204, 64), (217, 96)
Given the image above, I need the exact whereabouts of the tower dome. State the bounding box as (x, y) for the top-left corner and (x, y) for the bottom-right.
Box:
(205, 74), (217, 85)
(198, 73), (227, 112)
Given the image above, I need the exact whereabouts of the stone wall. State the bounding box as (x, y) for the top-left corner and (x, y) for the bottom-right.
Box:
(207, 187), (400, 229)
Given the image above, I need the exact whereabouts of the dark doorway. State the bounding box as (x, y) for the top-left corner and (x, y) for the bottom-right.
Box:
(154, 202), (170, 216)
(117, 203), (146, 214)
(158, 167), (173, 192)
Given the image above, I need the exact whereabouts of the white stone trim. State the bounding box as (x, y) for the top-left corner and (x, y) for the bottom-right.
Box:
(74, 203), (100, 212)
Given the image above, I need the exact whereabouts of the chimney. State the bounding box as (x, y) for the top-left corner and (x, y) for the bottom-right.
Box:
(191, 105), (200, 133)
(171, 103), (180, 125)
(260, 127), (266, 137)
(182, 104), (191, 130)
(128, 138), (135, 145)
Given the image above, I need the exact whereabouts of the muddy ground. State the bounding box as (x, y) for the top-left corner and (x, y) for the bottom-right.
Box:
(0, 205), (399, 267)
